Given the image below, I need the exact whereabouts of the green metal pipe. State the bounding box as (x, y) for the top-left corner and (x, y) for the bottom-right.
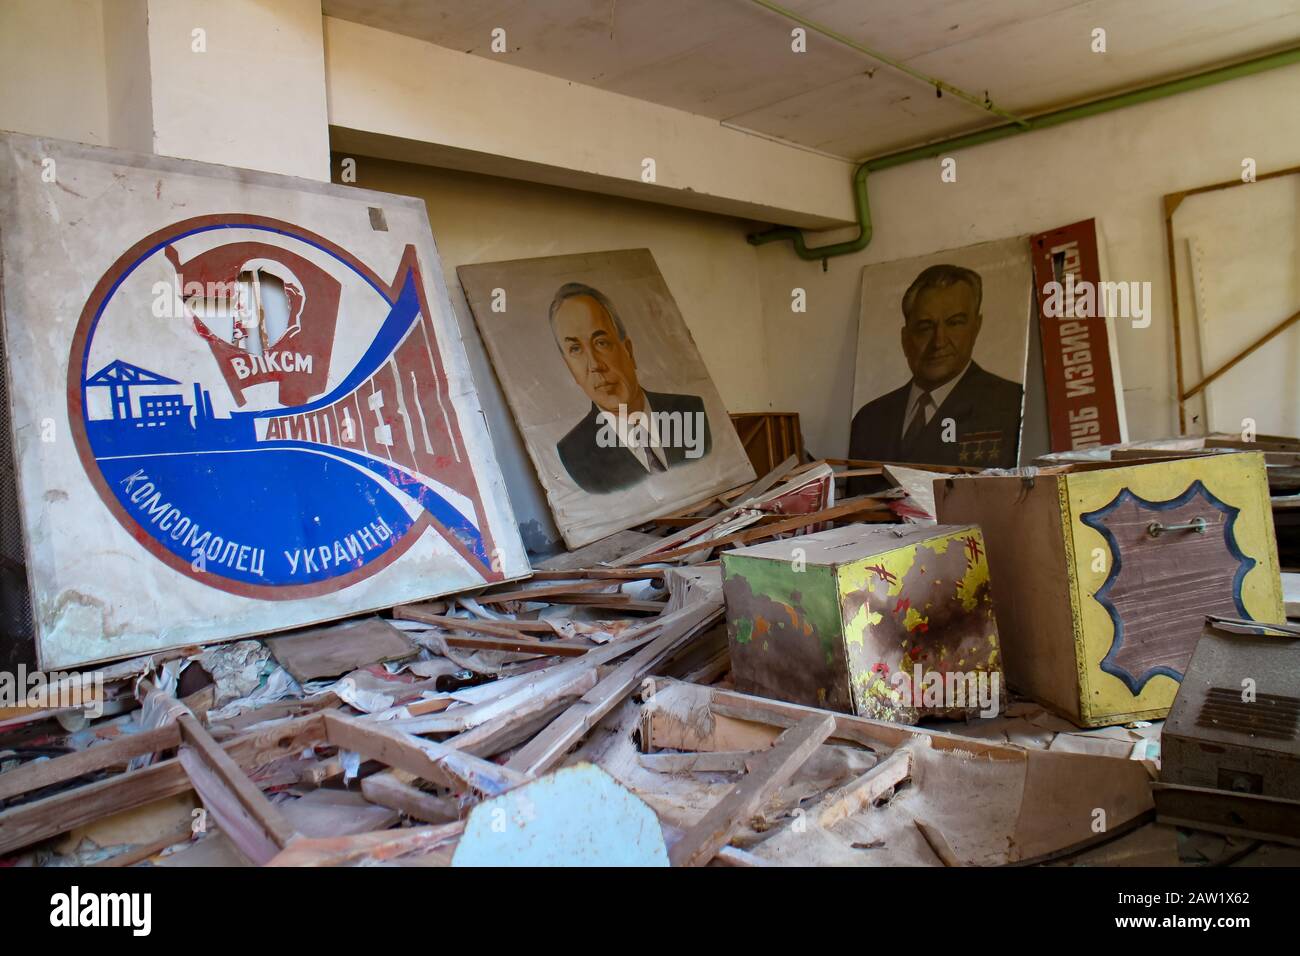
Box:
(750, 46), (1300, 262)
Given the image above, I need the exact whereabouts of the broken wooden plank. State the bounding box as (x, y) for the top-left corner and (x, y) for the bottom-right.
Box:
(360, 772), (460, 825)
(527, 568), (667, 582)
(439, 633), (593, 657)
(668, 714), (835, 867)
(323, 711), (529, 798)
(638, 751), (754, 773)
(504, 599), (723, 777)
(391, 662), (601, 736)
(612, 457), (803, 566)
(0, 724), (182, 803)
(447, 670), (598, 757)
(643, 495), (892, 564)
(0, 713), (326, 857)
(267, 821), (464, 867)
(476, 579), (618, 604)
(815, 746), (916, 828)
(176, 712), (298, 865)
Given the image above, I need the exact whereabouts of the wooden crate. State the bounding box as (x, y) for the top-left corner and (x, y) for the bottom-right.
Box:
(721, 523), (1002, 724)
(934, 452), (1284, 726)
(729, 412), (803, 475)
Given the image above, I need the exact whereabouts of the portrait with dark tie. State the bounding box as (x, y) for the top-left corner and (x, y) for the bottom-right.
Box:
(849, 240), (1032, 471)
(457, 249), (755, 549)
(549, 282), (711, 494)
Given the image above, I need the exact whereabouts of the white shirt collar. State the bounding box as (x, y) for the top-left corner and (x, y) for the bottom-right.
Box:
(595, 393), (668, 473)
(903, 361), (972, 436)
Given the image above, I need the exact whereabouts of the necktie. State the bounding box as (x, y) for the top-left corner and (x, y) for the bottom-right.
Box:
(632, 423), (667, 473)
(902, 391), (933, 451)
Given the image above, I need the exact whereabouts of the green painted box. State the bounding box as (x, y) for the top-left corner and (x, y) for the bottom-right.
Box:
(721, 524), (1003, 723)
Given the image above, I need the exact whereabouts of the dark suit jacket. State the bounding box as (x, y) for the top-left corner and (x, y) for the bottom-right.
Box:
(848, 362), (1023, 480)
(557, 390), (712, 494)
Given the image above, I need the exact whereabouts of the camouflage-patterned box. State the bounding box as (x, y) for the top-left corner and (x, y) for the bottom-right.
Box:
(720, 524), (1002, 723)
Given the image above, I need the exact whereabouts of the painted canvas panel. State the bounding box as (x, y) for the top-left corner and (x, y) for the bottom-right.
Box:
(458, 250), (754, 548)
(849, 236), (1034, 469)
(0, 133), (529, 668)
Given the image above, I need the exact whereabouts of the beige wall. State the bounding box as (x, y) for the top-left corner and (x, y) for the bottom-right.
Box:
(1, 0), (1296, 474)
(344, 155), (772, 550)
(758, 63), (1300, 460)
(0, 0), (110, 146)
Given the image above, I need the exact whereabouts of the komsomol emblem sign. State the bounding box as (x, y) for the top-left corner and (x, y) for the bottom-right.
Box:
(0, 134), (527, 668)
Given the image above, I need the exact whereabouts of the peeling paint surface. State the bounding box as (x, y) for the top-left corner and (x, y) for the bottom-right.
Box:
(723, 524), (1001, 724)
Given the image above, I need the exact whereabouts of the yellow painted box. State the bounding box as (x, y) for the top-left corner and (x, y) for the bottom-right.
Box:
(933, 452), (1284, 727)
(720, 524), (1003, 724)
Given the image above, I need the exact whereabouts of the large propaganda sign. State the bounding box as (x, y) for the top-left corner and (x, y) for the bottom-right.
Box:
(0, 134), (528, 667)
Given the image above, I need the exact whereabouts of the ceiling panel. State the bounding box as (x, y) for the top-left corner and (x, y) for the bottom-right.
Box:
(324, 0), (1300, 159)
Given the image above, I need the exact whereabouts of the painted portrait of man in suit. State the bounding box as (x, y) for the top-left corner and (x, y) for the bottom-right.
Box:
(549, 282), (711, 494)
(849, 263), (1023, 468)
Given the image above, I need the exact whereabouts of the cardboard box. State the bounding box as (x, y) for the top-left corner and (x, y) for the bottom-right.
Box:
(934, 452), (1284, 726)
(721, 523), (1002, 723)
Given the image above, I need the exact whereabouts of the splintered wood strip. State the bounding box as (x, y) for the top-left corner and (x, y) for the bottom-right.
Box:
(636, 496), (891, 564)
(92, 824), (195, 868)
(0, 713), (326, 857)
(173, 705), (299, 864)
(638, 751), (755, 773)
(448, 672), (597, 757)
(504, 600), (723, 777)
(0, 724), (182, 802)
(526, 568), (668, 582)
(360, 773), (460, 825)
(612, 457), (802, 566)
(475, 579), (616, 604)
(815, 747), (915, 828)
(442, 633), (592, 657)
(668, 714), (835, 867)
(824, 458), (980, 474)
(266, 821), (464, 867)
(396, 606), (556, 635)
(323, 711), (530, 797)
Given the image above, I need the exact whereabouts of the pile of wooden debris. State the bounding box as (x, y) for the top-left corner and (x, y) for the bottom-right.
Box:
(0, 456), (1289, 867)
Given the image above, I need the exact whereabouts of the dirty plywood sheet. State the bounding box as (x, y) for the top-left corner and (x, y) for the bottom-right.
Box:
(264, 617), (416, 682)
(0, 132), (530, 668)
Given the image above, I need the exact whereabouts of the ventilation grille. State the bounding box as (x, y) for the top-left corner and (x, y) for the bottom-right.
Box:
(1196, 687), (1300, 741)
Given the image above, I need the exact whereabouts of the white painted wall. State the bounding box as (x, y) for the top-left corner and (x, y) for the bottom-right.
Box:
(1, 0), (1295, 471)
(146, 0), (331, 180)
(757, 64), (1300, 459)
(0, 0), (110, 146)
(345, 155), (771, 551)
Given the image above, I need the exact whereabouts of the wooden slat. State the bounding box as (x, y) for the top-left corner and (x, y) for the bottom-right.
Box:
(815, 746), (916, 828)
(323, 712), (530, 798)
(640, 496), (891, 564)
(505, 600), (722, 776)
(267, 821), (464, 867)
(668, 715), (835, 867)
(360, 772), (460, 825)
(476, 579), (616, 604)
(176, 713), (298, 865)
(0, 724), (181, 802)
(0, 713), (326, 856)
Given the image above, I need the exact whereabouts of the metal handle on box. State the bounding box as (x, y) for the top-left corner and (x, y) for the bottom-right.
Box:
(1146, 516), (1208, 538)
